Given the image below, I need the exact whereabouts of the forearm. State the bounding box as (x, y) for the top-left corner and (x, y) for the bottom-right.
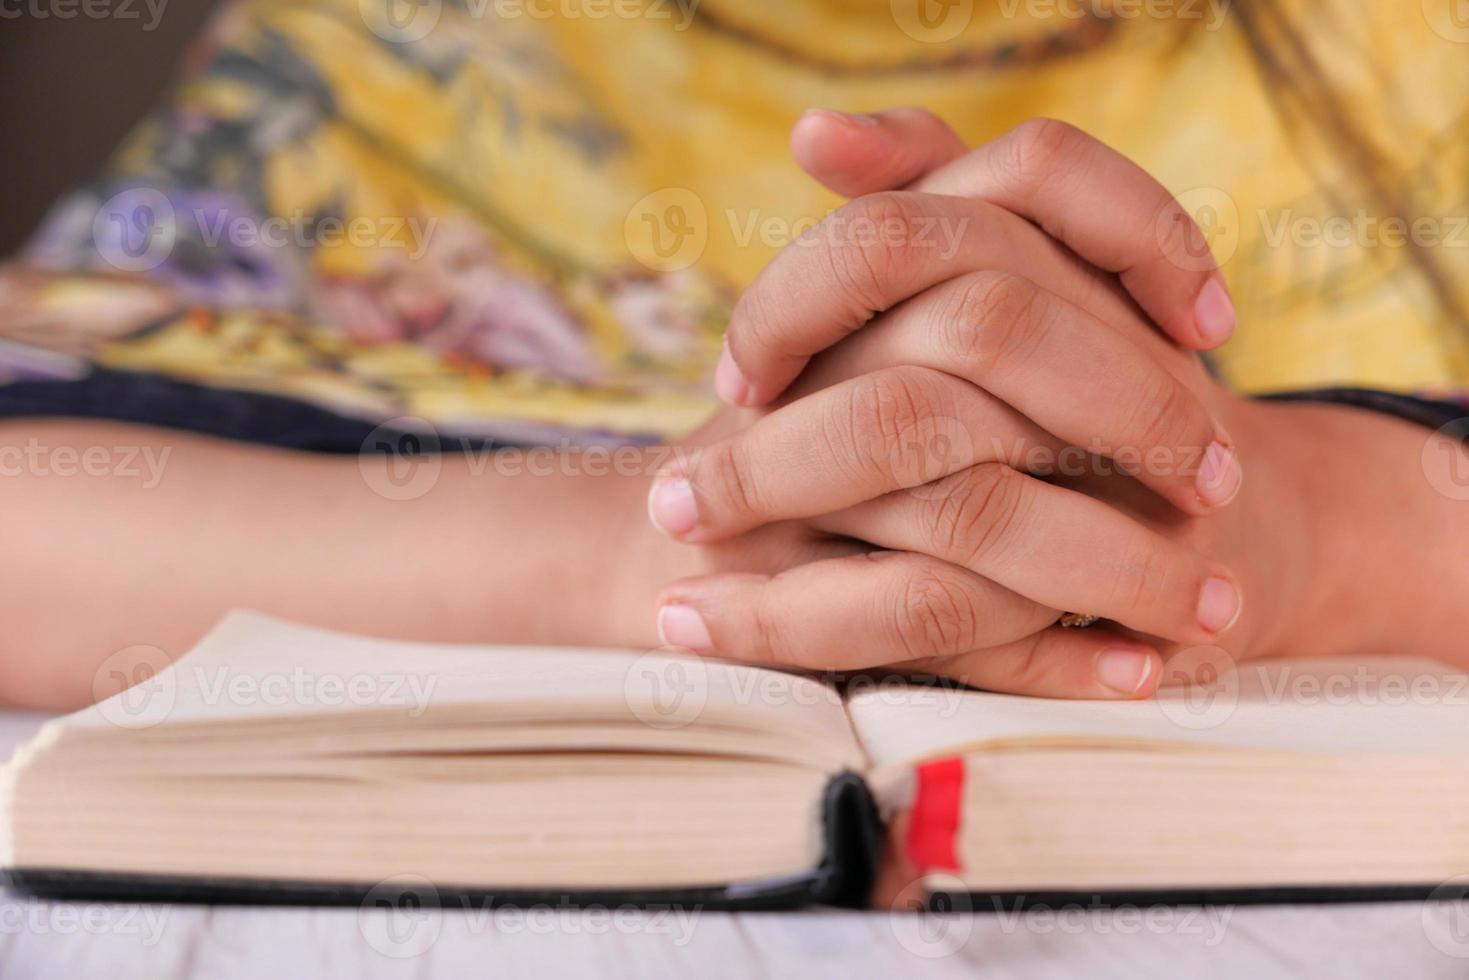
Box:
(1260, 400), (1469, 666)
(0, 420), (665, 710)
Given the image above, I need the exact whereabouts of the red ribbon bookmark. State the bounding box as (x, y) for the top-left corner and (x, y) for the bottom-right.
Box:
(905, 757), (964, 873)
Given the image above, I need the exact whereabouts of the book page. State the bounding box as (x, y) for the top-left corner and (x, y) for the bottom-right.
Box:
(848, 657), (1469, 772)
(57, 611), (865, 771)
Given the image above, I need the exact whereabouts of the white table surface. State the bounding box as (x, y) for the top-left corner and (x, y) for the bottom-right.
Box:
(3, 711), (1467, 980)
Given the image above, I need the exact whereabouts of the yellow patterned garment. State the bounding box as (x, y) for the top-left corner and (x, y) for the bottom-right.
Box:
(3, 0), (1468, 443)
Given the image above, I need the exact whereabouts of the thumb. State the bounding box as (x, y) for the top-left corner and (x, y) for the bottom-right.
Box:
(790, 106), (968, 198)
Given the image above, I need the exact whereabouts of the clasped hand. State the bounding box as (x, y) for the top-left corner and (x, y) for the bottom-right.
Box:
(646, 112), (1301, 699)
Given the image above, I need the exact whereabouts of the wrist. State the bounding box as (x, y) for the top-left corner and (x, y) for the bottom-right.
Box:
(1225, 398), (1327, 660)
(452, 448), (681, 650)
(581, 449), (697, 650)
(1248, 399), (1466, 663)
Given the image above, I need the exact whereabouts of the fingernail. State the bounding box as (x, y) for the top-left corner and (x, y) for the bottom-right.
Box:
(1194, 278), (1236, 345)
(805, 107), (879, 127)
(1095, 647), (1155, 696)
(714, 341), (750, 406)
(658, 604), (712, 652)
(1197, 577), (1242, 634)
(647, 476), (699, 537)
(1196, 441), (1242, 508)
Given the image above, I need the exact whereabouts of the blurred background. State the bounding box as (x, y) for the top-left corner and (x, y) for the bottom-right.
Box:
(0, 3), (223, 255)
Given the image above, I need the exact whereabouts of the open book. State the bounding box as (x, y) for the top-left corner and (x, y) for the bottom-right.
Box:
(3, 612), (1468, 909)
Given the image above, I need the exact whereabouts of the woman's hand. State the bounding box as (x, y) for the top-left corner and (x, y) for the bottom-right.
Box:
(723, 110), (1240, 406)
(640, 115), (1469, 697)
(721, 115), (1245, 522)
(637, 116), (1268, 698)
(648, 351), (1404, 697)
(647, 358), (1250, 700)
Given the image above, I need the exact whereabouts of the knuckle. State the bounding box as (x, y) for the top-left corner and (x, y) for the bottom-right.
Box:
(827, 193), (924, 314)
(1153, 194), (1210, 267)
(1122, 373), (1196, 461)
(849, 367), (941, 459)
(730, 282), (784, 358)
(1001, 118), (1091, 184)
(1011, 633), (1067, 691)
(929, 464), (1030, 568)
(749, 576), (805, 666)
(1108, 538), (1170, 619)
(942, 272), (1049, 381)
(893, 572), (979, 659)
(698, 440), (765, 523)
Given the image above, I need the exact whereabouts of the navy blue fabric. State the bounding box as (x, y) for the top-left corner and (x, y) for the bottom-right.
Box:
(0, 368), (1463, 454)
(1259, 387), (1469, 435)
(0, 367), (495, 454)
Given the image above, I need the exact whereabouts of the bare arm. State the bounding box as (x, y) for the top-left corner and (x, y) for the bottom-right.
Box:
(1275, 401), (1469, 667)
(0, 419), (668, 710)
(4, 396), (1467, 714)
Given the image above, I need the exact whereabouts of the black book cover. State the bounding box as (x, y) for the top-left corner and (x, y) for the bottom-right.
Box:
(4, 771), (885, 911)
